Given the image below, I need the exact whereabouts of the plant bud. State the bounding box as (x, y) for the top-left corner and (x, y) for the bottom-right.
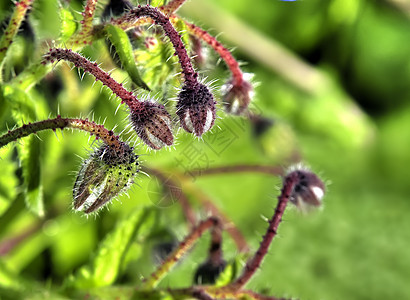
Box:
(222, 78), (253, 115)
(129, 101), (174, 150)
(287, 167), (325, 208)
(73, 142), (138, 214)
(193, 259), (227, 285)
(176, 83), (216, 137)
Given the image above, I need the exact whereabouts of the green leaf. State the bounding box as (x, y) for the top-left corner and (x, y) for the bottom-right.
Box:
(150, 0), (167, 7)
(69, 207), (155, 289)
(17, 136), (44, 217)
(0, 261), (24, 291)
(2, 84), (36, 122)
(59, 7), (77, 43)
(214, 258), (240, 287)
(105, 24), (150, 91)
(1, 84), (44, 217)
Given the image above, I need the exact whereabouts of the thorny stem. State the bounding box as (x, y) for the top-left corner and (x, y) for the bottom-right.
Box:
(42, 48), (143, 111)
(178, 175), (249, 253)
(141, 216), (222, 289)
(145, 166), (249, 252)
(0, 116), (122, 149)
(227, 172), (299, 290)
(179, 17), (244, 86)
(111, 5), (199, 87)
(159, 0), (188, 16)
(205, 287), (286, 300)
(161, 287), (285, 300)
(0, 0), (34, 67)
(67, 0), (98, 47)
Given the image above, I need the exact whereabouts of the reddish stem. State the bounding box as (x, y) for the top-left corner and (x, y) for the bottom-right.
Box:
(208, 217), (224, 265)
(228, 172), (299, 290)
(142, 216), (221, 288)
(181, 18), (244, 86)
(0, 116), (121, 148)
(159, 0), (187, 16)
(112, 5), (199, 88)
(42, 48), (143, 111)
(202, 199), (249, 253)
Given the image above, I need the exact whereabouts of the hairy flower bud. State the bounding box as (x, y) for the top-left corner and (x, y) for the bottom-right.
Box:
(287, 167), (325, 208)
(73, 142), (139, 214)
(176, 83), (216, 137)
(222, 77), (253, 115)
(129, 101), (174, 150)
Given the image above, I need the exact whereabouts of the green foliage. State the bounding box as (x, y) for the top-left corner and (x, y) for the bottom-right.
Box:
(1, 0), (409, 300)
(105, 24), (150, 90)
(69, 207), (154, 289)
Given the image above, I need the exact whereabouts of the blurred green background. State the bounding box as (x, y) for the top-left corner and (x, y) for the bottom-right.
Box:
(1, 0), (410, 299)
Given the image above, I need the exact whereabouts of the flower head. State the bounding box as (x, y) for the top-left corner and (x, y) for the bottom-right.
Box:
(176, 83), (216, 137)
(222, 77), (253, 115)
(286, 166), (325, 209)
(129, 101), (174, 150)
(73, 142), (138, 214)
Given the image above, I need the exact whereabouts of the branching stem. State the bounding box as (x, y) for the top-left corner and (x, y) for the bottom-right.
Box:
(42, 48), (143, 111)
(228, 171), (299, 290)
(0, 0), (34, 67)
(111, 5), (199, 87)
(142, 216), (221, 289)
(0, 116), (121, 149)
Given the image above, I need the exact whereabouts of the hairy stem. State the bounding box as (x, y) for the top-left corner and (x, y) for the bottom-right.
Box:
(159, 0), (188, 16)
(177, 175), (250, 253)
(67, 0), (98, 47)
(111, 5), (198, 87)
(42, 48), (143, 110)
(0, 116), (121, 148)
(142, 216), (221, 289)
(179, 17), (244, 86)
(0, 0), (34, 67)
(228, 171), (299, 290)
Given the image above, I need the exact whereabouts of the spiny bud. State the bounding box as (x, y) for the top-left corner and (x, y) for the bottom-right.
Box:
(176, 83), (216, 137)
(73, 142), (138, 214)
(129, 101), (174, 150)
(286, 166), (325, 208)
(193, 259), (227, 285)
(222, 78), (253, 115)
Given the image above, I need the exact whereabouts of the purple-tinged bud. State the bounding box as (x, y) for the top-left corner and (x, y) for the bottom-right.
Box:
(73, 142), (139, 214)
(176, 83), (216, 137)
(286, 166), (325, 209)
(222, 77), (253, 115)
(129, 101), (174, 150)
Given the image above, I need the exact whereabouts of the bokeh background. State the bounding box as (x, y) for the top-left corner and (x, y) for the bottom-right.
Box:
(1, 0), (410, 299)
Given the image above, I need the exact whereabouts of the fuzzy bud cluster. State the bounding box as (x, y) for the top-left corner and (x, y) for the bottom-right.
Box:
(222, 78), (253, 115)
(129, 101), (174, 150)
(73, 142), (139, 214)
(176, 83), (216, 137)
(286, 167), (325, 209)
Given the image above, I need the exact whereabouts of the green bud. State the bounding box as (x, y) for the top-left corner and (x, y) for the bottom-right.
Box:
(73, 142), (139, 214)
